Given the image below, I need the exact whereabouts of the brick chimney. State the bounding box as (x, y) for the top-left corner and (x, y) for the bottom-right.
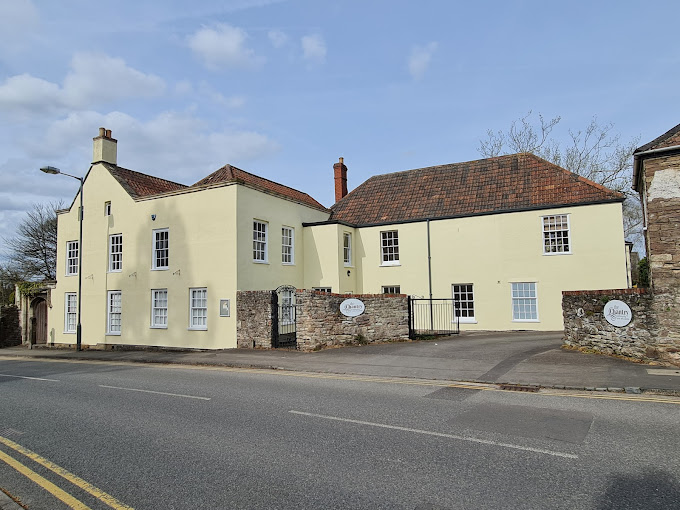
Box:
(92, 127), (117, 165)
(334, 157), (348, 202)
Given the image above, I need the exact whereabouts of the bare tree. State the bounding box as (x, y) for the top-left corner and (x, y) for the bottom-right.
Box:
(479, 112), (642, 246)
(1, 201), (62, 282)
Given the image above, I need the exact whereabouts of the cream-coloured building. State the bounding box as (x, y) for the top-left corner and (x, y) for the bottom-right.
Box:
(47, 129), (629, 349)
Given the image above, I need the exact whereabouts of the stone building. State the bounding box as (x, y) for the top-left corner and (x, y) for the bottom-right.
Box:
(563, 122), (680, 365)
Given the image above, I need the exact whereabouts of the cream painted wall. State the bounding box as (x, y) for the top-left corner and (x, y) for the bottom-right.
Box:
(49, 164), (240, 349)
(235, 186), (329, 292)
(351, 203), (628, 331)
(302, 224), (357, 293)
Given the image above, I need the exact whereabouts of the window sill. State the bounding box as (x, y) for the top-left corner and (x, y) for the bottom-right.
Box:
(106, 332), (121, 336)
(65, 273), (77, 277)
(108, 270), (122, 274)
(151, 267), (169, 271)
(380, 262), (401, 267)
(542, 252), (572, 256)
(454, 319), (477, 324)
(188, 327), (207, 331)
(253, 260), (269, 265)
(512, 319), (540, 323)
(63, 331), (76, 334)
(282, 262), (295, 266)
(150, 325), (167, 329)
(344, 264), (353, 268)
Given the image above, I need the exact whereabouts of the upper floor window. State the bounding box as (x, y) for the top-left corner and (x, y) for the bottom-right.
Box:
(189, 287), (207, 330)
(452, 283), (475, 323)
(153, 228), (169, 270)
(343, 233), (352, 266)
(282, 226), (294, 264)
(511, 282), (538, 321)
(104, 201), (111, 216)
(381, 230), (400, 265)
(109, 234), (122, 272)
(253, 221), (268, 263)
(542, 214), (570, 254)
(66, 240), (79, 275)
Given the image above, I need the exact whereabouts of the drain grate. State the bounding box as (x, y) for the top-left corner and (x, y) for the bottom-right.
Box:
(499, 384), (540, 392)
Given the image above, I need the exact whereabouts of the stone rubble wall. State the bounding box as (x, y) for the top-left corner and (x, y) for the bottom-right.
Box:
(236, 291), (274, 348)
(0, 305), (21, 348)
(562, 289), (680, 366)
(295, 290), (409, 351)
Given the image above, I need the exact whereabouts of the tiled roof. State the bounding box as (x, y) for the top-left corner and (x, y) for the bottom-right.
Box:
(192, 164), (328, 211)
(634, 122), (680, 154)
(329, 153), (623, 226)
(105, 164), (187, 199)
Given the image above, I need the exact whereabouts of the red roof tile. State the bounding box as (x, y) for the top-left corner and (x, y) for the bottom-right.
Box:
(192, 164), (328, 211)
(329, 153), (623, 226)
(106, 164), (187, 198)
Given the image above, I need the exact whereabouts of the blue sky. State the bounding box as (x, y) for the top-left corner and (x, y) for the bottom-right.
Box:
(1, 0), (679, 247)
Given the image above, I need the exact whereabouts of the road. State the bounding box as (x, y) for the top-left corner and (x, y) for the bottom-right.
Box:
(0, 358), (679, 509)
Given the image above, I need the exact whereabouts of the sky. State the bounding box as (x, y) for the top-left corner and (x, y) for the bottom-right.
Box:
(1, 0), (679, 252)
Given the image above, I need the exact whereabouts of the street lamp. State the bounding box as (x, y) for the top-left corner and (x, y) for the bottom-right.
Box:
(40, 166), (84, 351)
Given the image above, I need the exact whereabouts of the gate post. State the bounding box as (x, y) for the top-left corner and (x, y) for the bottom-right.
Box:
(271, 291), (279, 348)
(408, 296), (414, 340)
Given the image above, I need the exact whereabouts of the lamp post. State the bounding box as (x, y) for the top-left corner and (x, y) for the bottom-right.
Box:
(40, 166), (84, 351)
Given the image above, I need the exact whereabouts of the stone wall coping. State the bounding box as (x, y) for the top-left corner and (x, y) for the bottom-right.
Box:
(300, 289), (407, 298)
(562, 288), (648, 296)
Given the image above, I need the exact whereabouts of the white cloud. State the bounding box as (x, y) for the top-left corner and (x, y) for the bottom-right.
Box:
(0, 54), (165, 116)
(188, 23), (264, 70)
(301, 34), (326, 63)
(408, 42), (438, 80)
(268, 30), (288, 48)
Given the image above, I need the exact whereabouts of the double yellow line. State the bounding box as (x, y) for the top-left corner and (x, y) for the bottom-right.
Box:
(0, 435), (132, 509)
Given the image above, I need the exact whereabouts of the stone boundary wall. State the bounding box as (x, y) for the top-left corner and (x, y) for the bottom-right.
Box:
(295, 290), (409, 351)
(0, 305), (21, 348)
(562, 288), (680, 366)
(236, 291), (274, 348)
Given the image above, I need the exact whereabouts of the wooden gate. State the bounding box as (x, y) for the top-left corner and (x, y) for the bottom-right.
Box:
(32, 298), (48, 344)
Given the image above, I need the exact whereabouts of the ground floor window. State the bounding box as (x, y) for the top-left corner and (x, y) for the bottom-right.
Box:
(452, 284), (475, 322)
(151, 289), (168, 328)
(189, 288), (207, 330)
(312, 287), (332, 293)
(382, 285), (401, 294)
(511, 282), (538, 321)
(107, 291), (122, 334)
(64, 293), (77, 333)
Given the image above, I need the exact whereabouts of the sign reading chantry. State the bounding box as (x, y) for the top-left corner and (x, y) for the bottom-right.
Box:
(603, 300), (632, 327)
(340, 298), (365, 317)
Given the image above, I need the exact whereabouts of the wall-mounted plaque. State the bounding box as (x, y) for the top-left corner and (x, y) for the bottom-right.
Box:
(603, 300), (632, 327)
(220, 299), (230, 317)
(340, 298), (365, 317)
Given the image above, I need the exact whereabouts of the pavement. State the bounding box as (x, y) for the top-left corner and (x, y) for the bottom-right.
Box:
(2, 331), (680, 395)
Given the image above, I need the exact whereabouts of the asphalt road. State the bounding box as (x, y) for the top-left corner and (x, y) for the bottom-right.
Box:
(1, 358), (679, 509)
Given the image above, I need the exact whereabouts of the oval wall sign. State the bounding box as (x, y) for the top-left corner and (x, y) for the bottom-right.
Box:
(340, 298), (365, 317)
(603, 300), (632, 327)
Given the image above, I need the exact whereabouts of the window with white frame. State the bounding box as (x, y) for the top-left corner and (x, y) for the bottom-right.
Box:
(452, 284), (475, 322)
(253, 221), (268, 262)
(382, 285), (401, 294)
(152, 228), (169, 270)
(542, 214), (571, 254)
(104, 201), (111, 216)
(313, 287), (332, 293)
(107, 291), (122, 334)
(511, 282), (538, 321)
(64, 293), (77, 333)
(282, 226), (294, 264)
(109, 234), (122, 272)
(343, 233), (352, 266)
(151, 289), (168, 328)
(381, 230), (399, 265)
(66, 240), (79, 275)
(189, 288), (207, 330)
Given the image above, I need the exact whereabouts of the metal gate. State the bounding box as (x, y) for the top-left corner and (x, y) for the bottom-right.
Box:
(272, 285), (298, 348)
(408, 298), (460, 339)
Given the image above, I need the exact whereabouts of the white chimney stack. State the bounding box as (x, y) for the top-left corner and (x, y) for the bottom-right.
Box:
(92, 127), (117, 165)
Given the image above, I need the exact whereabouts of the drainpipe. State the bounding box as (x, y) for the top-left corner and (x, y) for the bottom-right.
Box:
(427, 219), (433, 331)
